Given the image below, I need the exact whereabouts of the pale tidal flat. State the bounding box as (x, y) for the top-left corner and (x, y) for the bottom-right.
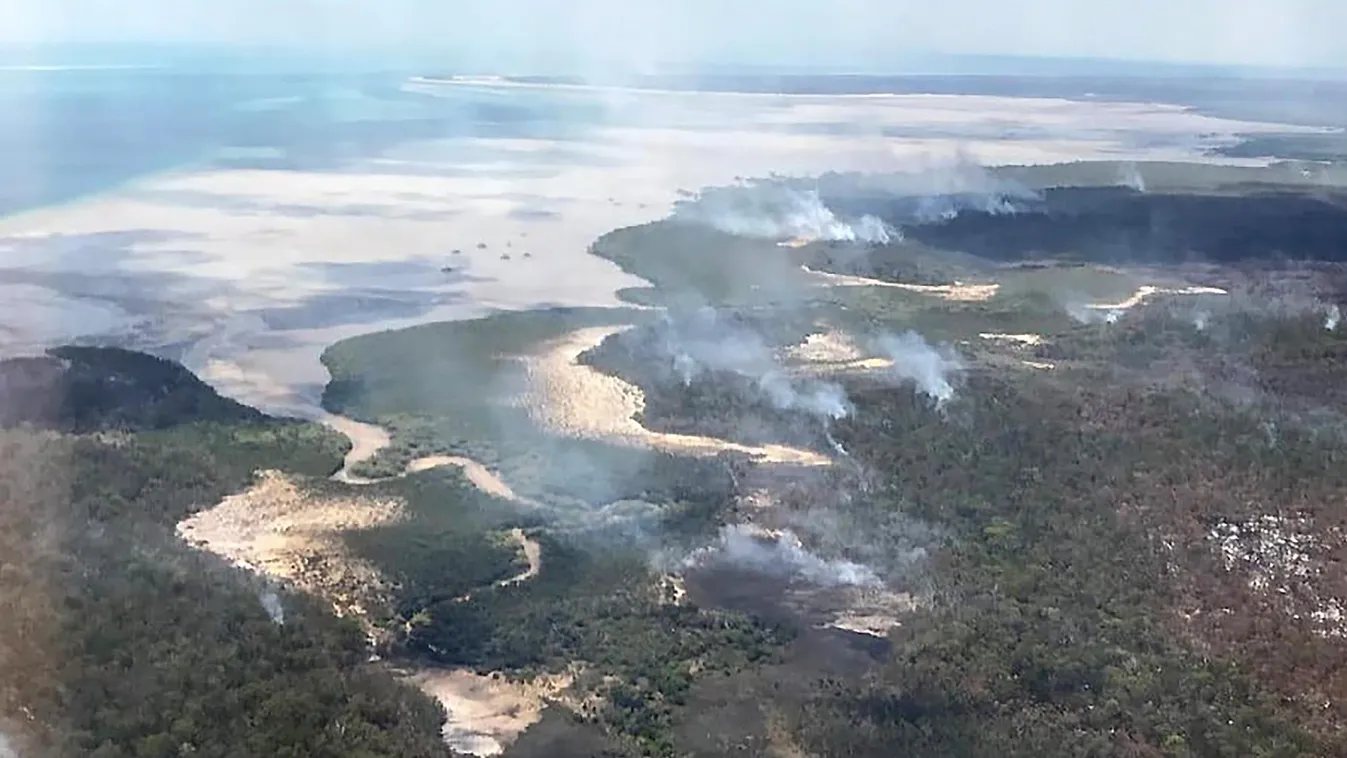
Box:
(0, 80), (1302, 417)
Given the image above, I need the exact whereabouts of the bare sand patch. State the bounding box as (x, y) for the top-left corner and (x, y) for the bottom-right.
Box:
(497, 528), (542, 587)
(1085, 284), (1229, 311)
(175, 470), (403, 621)
(825, 614), (902, 639)
(177, 450), (553, 756)
(338, 449), (537, 508)
(783, 332), (866, 364)
(979, 332), (1045, 347)
(781, 332), (896, 377)
(321, 414), (392, 483)
(401, 668), (574, 757)
(409, 457), (537, 506)
(800, 265), (1000, 301)
(518, 326), (830, 466)
(316, 408), (539, 507)
(820, 590), (924, 639)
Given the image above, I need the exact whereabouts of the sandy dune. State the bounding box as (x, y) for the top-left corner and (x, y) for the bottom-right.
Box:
(401, 668), (573, 757)
(316, 406), (539, 507)
(497, 528), (542, 587)
(1084, 284), (1229, 311)
(178, 451), (552, 757)
(321, 414), (393, 482)
(518, 326), (831, 466)
(782, 332), (896, 375)
(176, 470), (403, 621)
(800, 265), (1001, 301)
(824, 590), (922, 639)
(979, 332), (1045, 346)
(338, 449), (537, 507)
(782, 332), (867, 364)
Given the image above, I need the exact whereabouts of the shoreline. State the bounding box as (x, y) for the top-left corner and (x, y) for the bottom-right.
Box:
(0, 83), (1312, 422)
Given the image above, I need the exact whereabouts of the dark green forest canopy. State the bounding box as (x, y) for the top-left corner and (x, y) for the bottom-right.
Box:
(318, 292), (1347, 757)
(0, 346), (264, 432)
(0, 347), (454, 758)
(10, 160), (1347, 758)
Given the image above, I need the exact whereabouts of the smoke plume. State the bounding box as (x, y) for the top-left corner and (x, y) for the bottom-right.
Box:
(662, 307), (852, 420)
(1066, 302), (1123, 325)
(671, 157), (1041, 250)
(689, 524), (881, 588)
(1118, 162), (1147, 192)
(811, 154), (1042, 225)
(672, 179), (894, 244)
(259, 587), (285, 625)
(1191, 308), (1211, 331)
(873, 331), (964, 406)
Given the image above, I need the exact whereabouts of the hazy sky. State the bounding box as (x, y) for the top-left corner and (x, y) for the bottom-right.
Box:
(3, 0), (1345, 72)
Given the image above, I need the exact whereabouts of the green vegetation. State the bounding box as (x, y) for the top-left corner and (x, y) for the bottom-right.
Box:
(330, 163), (1347, 755)
(797, 366), (1337, 757)
(394, 532), (790, 756)
(0, 346), (265, 432)
(344, 296), (1347, 756)
(0, 348), (455, 757)
(321, 306), (649, 482)
(18, 162), (1347, 758)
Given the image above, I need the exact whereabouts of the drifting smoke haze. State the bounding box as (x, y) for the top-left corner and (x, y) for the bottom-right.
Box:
(671, 156), (1042, 253)
(780, 506), (936, 578)
(1119, 162), (1148, 192)
(259, 588), (285, 625)
(1192, 309), (1211, 331)
(672, 180), (894, 244)
(812, 155), (1042, 225)
(1066, 302), (1123, 325)
(874, 331), (965, 406)
(689, 524), (881, 588)
(661, 307), (853, 420)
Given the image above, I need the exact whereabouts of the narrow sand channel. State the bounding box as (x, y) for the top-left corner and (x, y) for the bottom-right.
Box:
(799, 264), (1001, 301)
(518, 325), (832, 467)
(319, 417), (554, 755)
(181, 315), (844, 754)
(178, 415), (556, 757)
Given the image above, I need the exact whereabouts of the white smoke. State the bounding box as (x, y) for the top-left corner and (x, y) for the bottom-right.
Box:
(259, 588), (285, 625)
(1066, 302), (1123, 325)
(674, 157), (1040, 245)
(812, 153), (1041, 225)
(874, 331), (964, 406)
(1325, 304), (1340, 331)
(824, 427), (850, 458)
(1119, 162), (1147, 192)
(756, 371), (851, 420)
(688, 524), (881, 588)
(663, 308), (852, 420)
(1191, 309), (1211, 331)
(673, 180), (893, 244)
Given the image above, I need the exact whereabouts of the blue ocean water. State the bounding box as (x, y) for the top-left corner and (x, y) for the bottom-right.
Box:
(4, 57), (1334, 224)
(0, 65), (607, 219)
